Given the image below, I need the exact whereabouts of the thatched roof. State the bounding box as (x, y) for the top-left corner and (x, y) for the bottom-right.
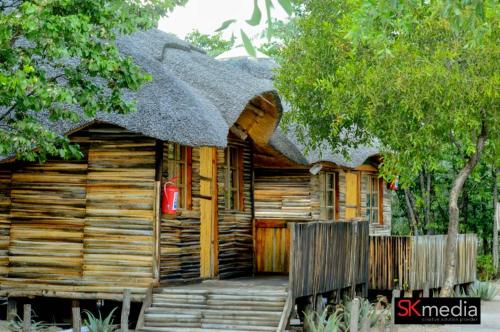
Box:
(220, 57), (380, 168)
(1, 29), (281, 160)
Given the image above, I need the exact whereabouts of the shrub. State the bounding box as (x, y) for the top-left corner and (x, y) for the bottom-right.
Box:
(303, 306), (343, 332)
(8, 314), (49, 332)
(338, 296), (390, 329)
(467, 281), (499, 301)
(83, 307), (118, 332)
(477, 255), (496, 281)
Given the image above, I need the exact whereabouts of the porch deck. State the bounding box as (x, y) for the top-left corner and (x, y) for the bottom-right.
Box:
(137, 276), (292, 332)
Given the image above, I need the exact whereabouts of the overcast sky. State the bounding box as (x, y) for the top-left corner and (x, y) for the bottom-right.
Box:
(158, 0), (289, 44)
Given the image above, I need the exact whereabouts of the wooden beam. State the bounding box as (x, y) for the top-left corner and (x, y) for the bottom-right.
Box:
(72, 300), (81, 332)
(200, 147), (218, 278)
(229, 125), (248, 141)
(7, 299), (17, 321)
(121, 289), (131, 332)
(247, 103), (265, 117)
(354, 164), (378, 172)
(136, 286), (153, 330)
(23, 304), (31, 332)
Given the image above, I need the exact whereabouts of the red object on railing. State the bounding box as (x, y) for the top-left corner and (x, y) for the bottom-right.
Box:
(162, 177), (179, 214)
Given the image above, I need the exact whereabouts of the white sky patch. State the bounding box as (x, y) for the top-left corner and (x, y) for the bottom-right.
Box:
(158, 0), (289, 46)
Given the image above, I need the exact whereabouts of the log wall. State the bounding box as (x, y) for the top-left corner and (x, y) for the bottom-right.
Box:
(0, 168), (12, 276)
(159, 148), (201, 283)
(254, 168), (391, 236)
(369, 234), (477, 290)
(217, 137), (253, 278)
(254, 169), (313, 220)
(289, 220), (369, 299)
(0, 124), (157, 299)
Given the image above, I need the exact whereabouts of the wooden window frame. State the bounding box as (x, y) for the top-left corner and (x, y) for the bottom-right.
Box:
(224, 145), (244, 211)
(320, 171), (337, 220)
(164, 143), (192, 211)
(366, 174), (383, 224)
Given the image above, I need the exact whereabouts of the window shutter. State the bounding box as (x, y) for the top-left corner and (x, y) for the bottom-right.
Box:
(319, 173), (326, 219)
(186, 147), (193, 210)
(335, 172), (340, 220)
(238, 147), (245, 211)
(378, 178), (384, 225)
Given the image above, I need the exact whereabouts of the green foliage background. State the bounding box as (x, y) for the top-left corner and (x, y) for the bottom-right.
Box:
(0, 0), (185, 162)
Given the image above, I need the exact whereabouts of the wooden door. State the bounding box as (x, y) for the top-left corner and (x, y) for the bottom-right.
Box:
(199, 147), (218, 278)
(255, 220), (290, 273)
(345, 172), (360, 219)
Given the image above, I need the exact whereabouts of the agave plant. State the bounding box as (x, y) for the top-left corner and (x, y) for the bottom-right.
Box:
(83, 307), (118, 332)
(338, 296), (391, 329)
(467, 281), (499, 301)
(8, 314), (49, 332)
(303, 306), (343, 332)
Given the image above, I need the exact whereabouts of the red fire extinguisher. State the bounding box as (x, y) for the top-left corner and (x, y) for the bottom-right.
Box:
(162, 177), (179, 215)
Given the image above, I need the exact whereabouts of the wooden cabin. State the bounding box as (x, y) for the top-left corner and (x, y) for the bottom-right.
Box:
(0, 30), (390, 331)
(0, 30), (284, 301)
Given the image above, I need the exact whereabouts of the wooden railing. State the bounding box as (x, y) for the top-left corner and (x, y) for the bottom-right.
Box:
(289, 220), (369, 299)
(369, 234), (477, 290)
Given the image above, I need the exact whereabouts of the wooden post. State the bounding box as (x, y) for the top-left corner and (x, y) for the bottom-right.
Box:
(121, 289), (131, 332)
(22, 304), (31, 332)
(315, 294), (325, 313)
(6, 299), (17, 321)
(423, 283), (430, 297)
(72, 300), (81, 332)
(391, 289), (400, 332)
(350, 221), (359, 298)
(454, 284), (460, 296)
(350, 297), (359, 332)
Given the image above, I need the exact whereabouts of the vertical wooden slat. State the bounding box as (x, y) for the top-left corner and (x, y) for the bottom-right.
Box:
(289, 220), (369, 299)
(345, 172), (359, 219)
(200, 147), (218, 278)
(368, 234), (477, 290)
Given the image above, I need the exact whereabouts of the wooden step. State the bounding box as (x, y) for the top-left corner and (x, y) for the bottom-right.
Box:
(146, 308), (282, 318)
(206, 294), (286, 301)
(141, 283), (289, 332)
(139, 328), (258, 332)
(201, 323), (277, 331)
(201, 317), (279, 326)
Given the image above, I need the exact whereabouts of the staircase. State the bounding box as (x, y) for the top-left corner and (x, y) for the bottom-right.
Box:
(137, 278), (291, 332)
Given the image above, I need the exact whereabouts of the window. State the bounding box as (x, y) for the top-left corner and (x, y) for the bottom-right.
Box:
(163, 143), (192, 210)
(366, 175), (380, 224)
(321, 172), (336, 220)
(224, 146), (243, 211)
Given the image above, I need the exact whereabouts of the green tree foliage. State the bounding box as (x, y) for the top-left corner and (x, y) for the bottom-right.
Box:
(276, 0), (498, 294)
(0, 0), (185, 162)
(185, 30), (235, 57)
(394, 159), (496, 240)
(215, 0), (294, 56)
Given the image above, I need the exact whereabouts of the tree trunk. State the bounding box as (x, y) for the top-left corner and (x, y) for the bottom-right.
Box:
(440, 124), (487, 297)
(420, 169), (432, 234)
(404, 188), (419, 235)
(493, 166), (498, 275)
